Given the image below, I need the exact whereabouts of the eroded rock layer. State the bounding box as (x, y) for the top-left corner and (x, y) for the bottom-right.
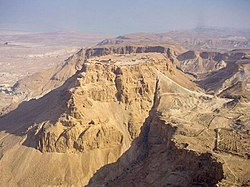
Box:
(0, 48), (249, 187)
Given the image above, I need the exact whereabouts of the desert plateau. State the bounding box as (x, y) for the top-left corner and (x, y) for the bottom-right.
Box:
(0, 0), (249, 187)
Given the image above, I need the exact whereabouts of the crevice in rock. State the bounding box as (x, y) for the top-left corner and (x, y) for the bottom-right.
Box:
(86, 79), (224, 187)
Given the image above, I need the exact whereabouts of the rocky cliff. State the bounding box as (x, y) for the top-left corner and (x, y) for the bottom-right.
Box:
(1, 51), (196, 186)
(0, 47), (249, 187)
(85, 45), (175, 60)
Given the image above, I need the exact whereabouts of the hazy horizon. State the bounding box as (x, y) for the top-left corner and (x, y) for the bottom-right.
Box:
(0, 0), (250, 35)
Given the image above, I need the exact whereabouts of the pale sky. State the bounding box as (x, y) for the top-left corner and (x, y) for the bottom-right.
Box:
(0, 0), (249, 34)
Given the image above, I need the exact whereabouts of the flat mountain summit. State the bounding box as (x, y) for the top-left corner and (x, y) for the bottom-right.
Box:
(0, 32), (250, 186)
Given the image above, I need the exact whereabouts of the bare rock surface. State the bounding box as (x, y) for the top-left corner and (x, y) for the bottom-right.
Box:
(0, 41), (249, 187)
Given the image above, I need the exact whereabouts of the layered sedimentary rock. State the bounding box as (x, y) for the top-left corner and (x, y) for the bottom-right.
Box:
(85, 45), (175, 60)
(0, 46), (249, 187)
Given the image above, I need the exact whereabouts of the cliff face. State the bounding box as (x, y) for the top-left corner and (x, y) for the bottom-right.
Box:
(177, 50), (247, 75)
(29, 52), (197, 154)
(88, 113), (224, 187)
(177, 50), (228, 75)
(84, 46), (247, 99)
(1, 54), (190, 186)
(33, 63), (159, 153)
(0, 47), (249, 187)
(87, 66), (250, 187)
(85, 45), (175, 59)
(194, 51), (250, 98)
(177, 50), (250, 101)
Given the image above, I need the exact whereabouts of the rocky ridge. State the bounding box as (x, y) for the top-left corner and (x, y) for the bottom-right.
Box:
(0, 49), (85, 115)
(0, 43), (249, 186)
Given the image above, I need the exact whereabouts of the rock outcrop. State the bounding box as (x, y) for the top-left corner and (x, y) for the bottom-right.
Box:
(177, 51), (228, 75)
(87, 68), (249, 187)
(85, 45), (175, 60)
(0, 46), (249, 187)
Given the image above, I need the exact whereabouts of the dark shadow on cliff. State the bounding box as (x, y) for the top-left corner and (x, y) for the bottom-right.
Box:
(87, 82), (224, 187)
(196, 61), (238, 93)
(0, 72), (79, 148)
